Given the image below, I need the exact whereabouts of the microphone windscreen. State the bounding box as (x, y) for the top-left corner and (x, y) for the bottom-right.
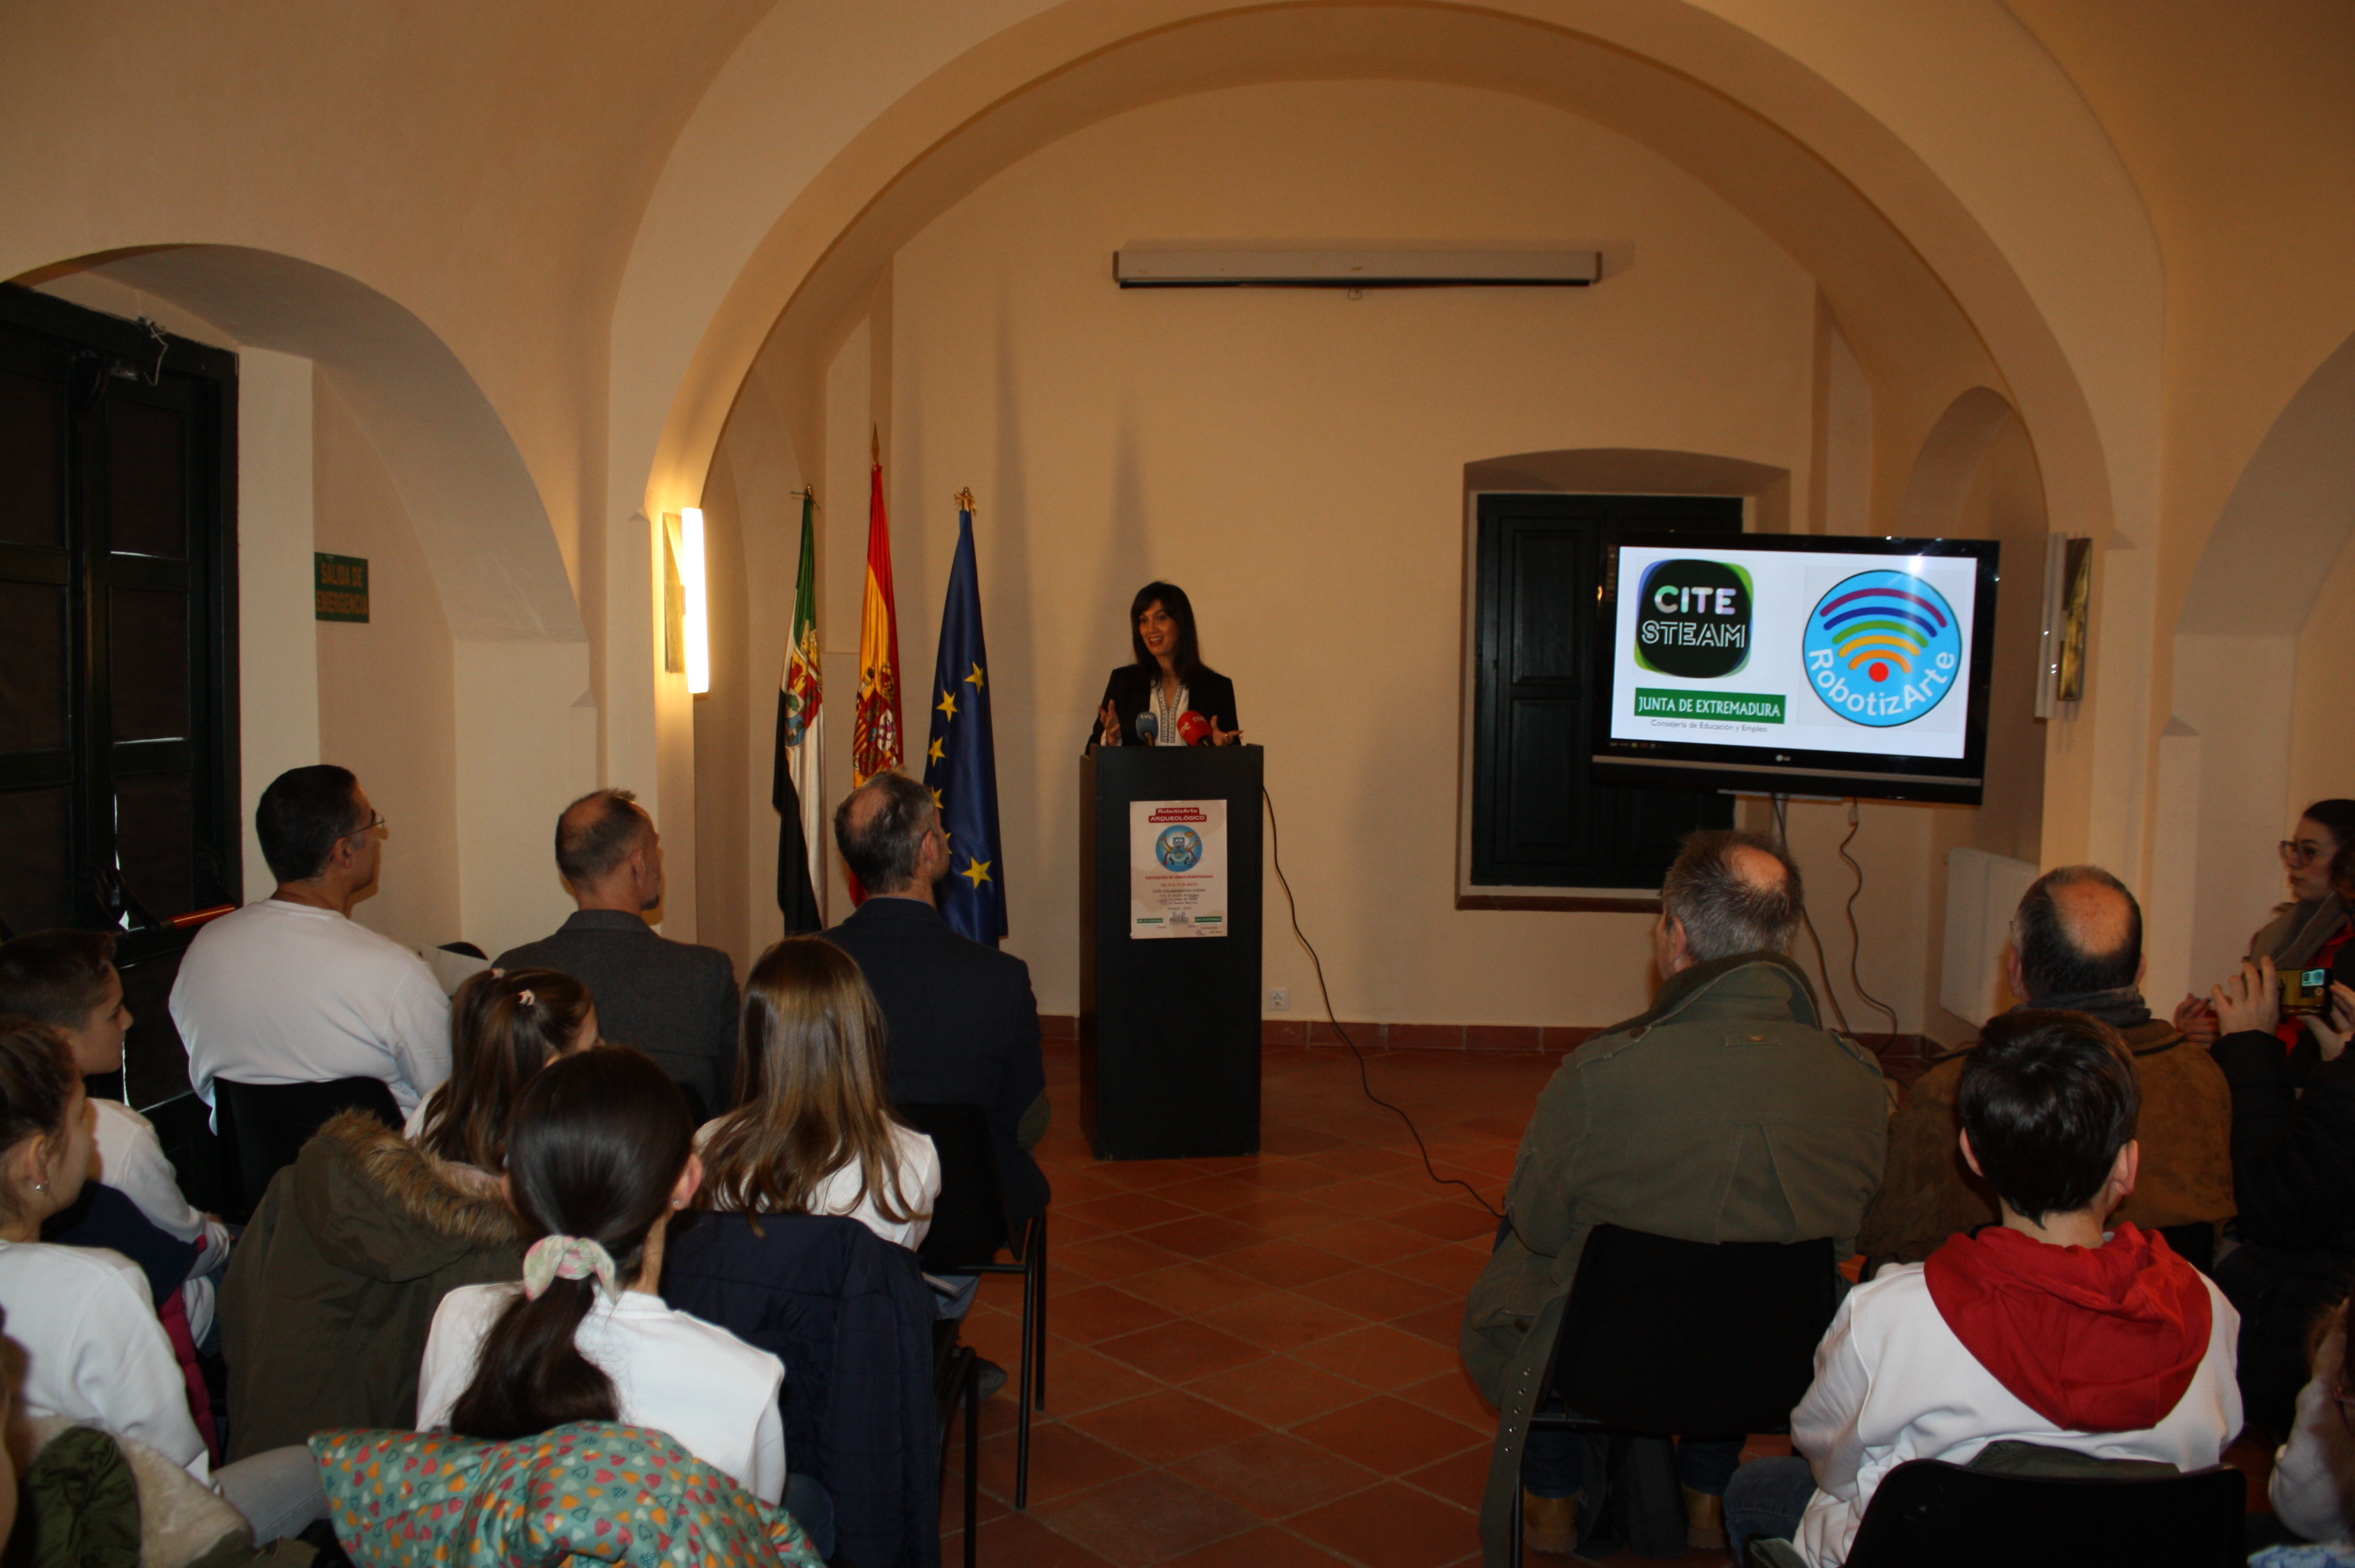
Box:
(1178, 710), (1213, 746)
(1135, 712), (1158, 744)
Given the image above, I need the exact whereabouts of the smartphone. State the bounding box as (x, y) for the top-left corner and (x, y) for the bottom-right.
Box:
(2283, 967), (2331, 1017)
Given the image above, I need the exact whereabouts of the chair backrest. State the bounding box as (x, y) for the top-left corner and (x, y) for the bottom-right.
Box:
(892, 1102), (1010, 1272)
(215, 1076), (401, 1219)
(1551, 1224), (1837, 1437)
(662, 1210), (940, 1568)
(1839, 1458), (2245, 1567)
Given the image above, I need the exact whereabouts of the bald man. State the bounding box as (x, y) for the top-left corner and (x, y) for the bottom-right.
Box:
(1855, 865), (2232, 1276)
(1464, 829), (1888, 1556)
(494, 789), (738, 1122)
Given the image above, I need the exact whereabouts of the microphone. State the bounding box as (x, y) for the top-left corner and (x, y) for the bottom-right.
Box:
(1134, 712), (1158, 745)
(1177, 710), (1213, 747)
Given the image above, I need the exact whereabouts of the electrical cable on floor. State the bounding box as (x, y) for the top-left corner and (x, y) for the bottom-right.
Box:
(1772, 793), (1861, 1038)
(1261, 787), (1505, 1219)
(1837, 798), (1902, 1036)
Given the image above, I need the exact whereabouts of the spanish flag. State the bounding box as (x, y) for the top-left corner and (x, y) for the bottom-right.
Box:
(851, 438), (903, 786)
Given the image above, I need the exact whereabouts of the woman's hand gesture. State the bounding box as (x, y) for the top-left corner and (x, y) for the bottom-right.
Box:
(1210, 716), (1243, 747)
(1098, 699), (1122, 746)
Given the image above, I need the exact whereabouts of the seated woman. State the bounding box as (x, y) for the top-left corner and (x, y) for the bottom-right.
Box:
(0, 1016), (323, 1544)
(219, 967), (593, 1459)
(699, 936), (940, 1248)
(415, 1046), (818, 1537)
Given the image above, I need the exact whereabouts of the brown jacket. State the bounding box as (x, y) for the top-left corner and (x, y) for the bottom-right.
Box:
(219, 1111), (522, 1459)
(1855, 1013), (2235, 1268)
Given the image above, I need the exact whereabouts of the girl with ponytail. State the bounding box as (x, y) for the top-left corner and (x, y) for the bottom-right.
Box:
(415, 1046), (787, 1502)
(699, 936), (940, 1246)
(410, 966), (598, 1171)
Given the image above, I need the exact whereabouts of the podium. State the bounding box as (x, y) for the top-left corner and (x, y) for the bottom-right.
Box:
(1078, 744), (1263, 1159)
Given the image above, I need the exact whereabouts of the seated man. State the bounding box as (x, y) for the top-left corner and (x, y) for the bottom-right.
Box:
(1724, 1009), (2241, 1566)
(495, 789), (737, 1122)
(1857, 865), (2233, 1273)
(0, 928), (233, 1339)
(1461, 829), (1888, 1557)
(826, 773), (1049, 1236)
(170, 764), (449, 1116)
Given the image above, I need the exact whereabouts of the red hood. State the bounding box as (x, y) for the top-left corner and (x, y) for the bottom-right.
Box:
(1923, 1223), (2212, 1433)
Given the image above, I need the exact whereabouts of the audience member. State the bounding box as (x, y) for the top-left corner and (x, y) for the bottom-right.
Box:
(699, 936), (941, 1248)
(827, 773), (1049, 1234)
(0, 928), (233, 1331)
(409, 966), (599, 1163)
(2177, 798), (2355, 1049)
(170, 763), (450, 1115)
(2266, 1293), (2355, 1551)
(215, 971), (577, 1457)
(2209, 949), (2355, 1439)
(0, 1017), (326, 1542)
(495, 789), (738, 1123)
(1722, 1009), (2240, 1566)
(415, 1046), (814, 1529)
(1858, 866), (2233, 1271)
(1462, 828), (1888, 1555)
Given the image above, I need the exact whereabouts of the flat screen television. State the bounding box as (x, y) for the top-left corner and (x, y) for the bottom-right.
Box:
(1589, 532), (2001, 805)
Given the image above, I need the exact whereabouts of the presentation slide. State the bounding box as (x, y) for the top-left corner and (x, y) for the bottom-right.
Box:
(1605, 543), (1983, 760)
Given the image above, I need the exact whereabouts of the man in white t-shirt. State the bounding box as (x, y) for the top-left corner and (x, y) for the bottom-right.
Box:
(170, 765), (450, 1115)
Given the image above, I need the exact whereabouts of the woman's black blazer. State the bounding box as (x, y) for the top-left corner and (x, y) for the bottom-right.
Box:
(1088, 664), (1239, 750)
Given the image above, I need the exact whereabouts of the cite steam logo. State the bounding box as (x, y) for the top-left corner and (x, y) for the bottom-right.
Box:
(1634, 558), (1753, 679)
(1801, 570), (1962, 728)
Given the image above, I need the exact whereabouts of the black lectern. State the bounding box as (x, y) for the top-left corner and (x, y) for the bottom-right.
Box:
(1078, 744), (1263, 1159)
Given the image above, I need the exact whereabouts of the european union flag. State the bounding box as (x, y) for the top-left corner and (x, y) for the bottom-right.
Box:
(921, 498), (1007, 945)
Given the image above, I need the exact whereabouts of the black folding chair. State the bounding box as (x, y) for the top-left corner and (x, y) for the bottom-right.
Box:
(213, 1076), (401, 1222)
(934, 1320), (979, 1568)
(895, 1102), (1047, 1509)
(1508, 1225), (1839, 1563)
(1747, 1456), (2245, 1567)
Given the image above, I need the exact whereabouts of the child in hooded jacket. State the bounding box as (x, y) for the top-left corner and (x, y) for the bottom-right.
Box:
(1723, 1007), (2242, 1566)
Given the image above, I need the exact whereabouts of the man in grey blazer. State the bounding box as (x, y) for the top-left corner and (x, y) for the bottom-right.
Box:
(494, 789), (738, 1122)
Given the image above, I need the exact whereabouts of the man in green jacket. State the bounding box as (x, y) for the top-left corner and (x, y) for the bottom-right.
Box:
(1462, 830), (1887, 1563)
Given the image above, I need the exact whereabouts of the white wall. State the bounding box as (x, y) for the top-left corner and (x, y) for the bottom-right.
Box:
(238, 347), (321, 899)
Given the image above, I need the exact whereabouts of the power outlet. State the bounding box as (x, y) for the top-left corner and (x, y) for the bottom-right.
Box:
(1267, 987), (1290, 1012)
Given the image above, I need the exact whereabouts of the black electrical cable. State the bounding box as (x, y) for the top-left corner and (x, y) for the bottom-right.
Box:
(1837, 802), (1902, 1035)
(1261, 787), (1503, 1219)
(1772, 794), (1859, 1038)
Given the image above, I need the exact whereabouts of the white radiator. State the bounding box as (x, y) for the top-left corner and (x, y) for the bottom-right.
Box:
(1941, 848), (2040, 1026)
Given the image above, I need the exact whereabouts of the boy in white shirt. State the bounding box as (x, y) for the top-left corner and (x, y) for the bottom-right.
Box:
(1723, 1007), (2242, 1566)
(0, 930), (232, 1335)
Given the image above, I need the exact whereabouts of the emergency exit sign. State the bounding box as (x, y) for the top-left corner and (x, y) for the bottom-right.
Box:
(315, 554), (368, 622)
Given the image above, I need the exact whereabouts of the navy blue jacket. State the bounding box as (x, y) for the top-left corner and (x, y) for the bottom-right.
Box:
(663, 1213), (938, 1568)
(826, 898), (1051, 1228)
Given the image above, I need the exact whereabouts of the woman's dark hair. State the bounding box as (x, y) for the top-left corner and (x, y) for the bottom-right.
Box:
(1129, 581), (1202, 685)
(0, 930), (117, 1030)
(2302, 800), (2355, 853)
(0, 1017), (79, 1226)
(445, 1046), (693, 1441)
(255, 764), (365, 884)
(415, 968), (594, 1172)
(1957, 1008), (2139, 1225)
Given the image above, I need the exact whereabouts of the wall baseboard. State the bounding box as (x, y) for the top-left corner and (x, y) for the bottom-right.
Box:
(1041, 1014), (1941, 1061)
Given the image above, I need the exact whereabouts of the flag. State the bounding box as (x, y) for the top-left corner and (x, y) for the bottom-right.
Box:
(772, 489), (824, 933)
(851, 442), (903, 786)
(922, 493), (1007, 946)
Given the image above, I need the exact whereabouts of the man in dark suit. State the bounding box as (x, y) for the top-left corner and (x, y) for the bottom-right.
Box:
(827, 773), (1050, 1233)
(495, 789), (738, 1122)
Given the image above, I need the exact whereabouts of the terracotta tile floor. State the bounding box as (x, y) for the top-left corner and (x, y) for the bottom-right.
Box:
(943, 1041), (1750, 1568)
(946, 1039), (2286, 1566)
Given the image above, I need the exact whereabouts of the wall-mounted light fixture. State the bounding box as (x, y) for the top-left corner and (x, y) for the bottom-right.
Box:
(680, 506), (710, 695)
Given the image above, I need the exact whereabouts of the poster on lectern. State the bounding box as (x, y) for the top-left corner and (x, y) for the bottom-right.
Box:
(1130, 800), (1229, 939)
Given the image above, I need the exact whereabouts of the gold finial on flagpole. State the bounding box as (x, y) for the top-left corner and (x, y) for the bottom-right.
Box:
(955, 487), (975, 511)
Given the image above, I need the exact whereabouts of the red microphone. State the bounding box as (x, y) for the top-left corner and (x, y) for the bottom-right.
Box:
(1177, 709), (1213, 746)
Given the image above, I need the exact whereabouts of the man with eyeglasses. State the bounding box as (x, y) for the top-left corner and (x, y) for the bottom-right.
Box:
(170, 764), (451, 1121)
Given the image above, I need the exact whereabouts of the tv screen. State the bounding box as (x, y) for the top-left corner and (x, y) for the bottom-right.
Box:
(1590, 532), (2001, 804)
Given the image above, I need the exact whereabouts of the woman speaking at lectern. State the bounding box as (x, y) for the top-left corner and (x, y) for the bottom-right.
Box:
(1091, 581), (1243, 749)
